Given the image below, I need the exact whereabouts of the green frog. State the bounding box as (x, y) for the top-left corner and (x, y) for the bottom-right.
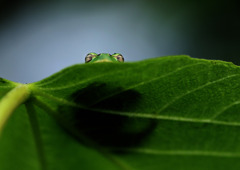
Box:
(85, 53), (124, 63)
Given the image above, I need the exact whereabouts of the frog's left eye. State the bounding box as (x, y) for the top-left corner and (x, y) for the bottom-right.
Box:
(85, 53), (97, 63)
(112, 53), (124, 62)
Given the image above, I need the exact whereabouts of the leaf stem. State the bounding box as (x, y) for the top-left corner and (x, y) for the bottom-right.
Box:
(0, 84), (30, 135)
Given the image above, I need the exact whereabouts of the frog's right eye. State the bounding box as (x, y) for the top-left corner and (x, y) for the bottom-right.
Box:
(112, 53), (124, 62)
(85, 53), (97, 63)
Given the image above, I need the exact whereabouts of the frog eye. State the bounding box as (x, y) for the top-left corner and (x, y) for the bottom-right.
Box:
(85, 52), (97, 63)
(112, 53), (124, 62)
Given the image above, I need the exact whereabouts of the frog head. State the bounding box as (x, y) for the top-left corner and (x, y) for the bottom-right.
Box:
(85, 53), (124, 63)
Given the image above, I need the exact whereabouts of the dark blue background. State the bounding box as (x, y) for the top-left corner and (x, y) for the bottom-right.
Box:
(0, 0), (239, 83)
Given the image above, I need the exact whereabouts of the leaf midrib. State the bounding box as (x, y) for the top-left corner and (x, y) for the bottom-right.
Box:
(32, 85), (240, 127)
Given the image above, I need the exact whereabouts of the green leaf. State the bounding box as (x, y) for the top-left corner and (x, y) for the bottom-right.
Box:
(1, 55), (240, 170)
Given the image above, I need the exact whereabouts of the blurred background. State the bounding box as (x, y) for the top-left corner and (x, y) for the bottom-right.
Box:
(0, 0), (239, 83)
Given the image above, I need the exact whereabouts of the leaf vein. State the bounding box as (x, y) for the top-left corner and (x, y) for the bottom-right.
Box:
(34, 62), (150, 89)
(157, 74), (240, 114)
(90, 63), (208, 106)
(111, 148), (240, 158)
(211, 101), (240, 120)
(32, 89), (240, 127)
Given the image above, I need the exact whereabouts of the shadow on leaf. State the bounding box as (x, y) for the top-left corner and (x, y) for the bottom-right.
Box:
(58, 82), (157, 149)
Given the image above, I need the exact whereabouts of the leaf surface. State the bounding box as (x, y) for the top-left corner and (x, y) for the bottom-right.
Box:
(1, 55), (240, 170)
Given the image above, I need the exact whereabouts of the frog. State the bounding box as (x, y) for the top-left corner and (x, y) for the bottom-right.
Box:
(85, 53), (124, 63)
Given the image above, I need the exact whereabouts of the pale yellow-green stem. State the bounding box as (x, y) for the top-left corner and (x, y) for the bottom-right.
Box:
(0, 84), (30, 136)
